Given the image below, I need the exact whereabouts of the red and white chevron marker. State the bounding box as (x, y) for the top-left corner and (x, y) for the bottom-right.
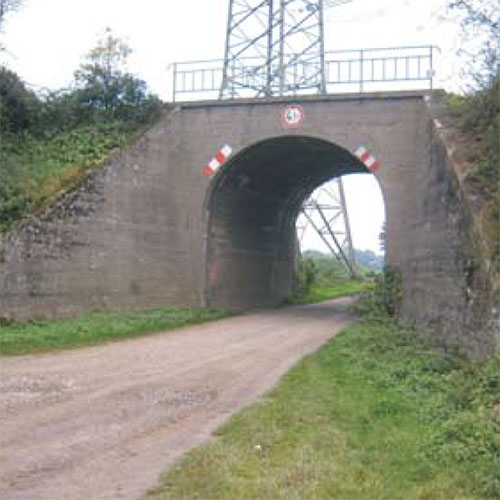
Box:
(203, 145), (232, 178)
(354, 145), (380, 172)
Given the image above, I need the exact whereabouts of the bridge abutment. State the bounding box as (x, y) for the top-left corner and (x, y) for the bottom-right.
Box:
(1, 92), (496, 358)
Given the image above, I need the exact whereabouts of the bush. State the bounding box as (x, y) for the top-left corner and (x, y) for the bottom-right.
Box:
(373, 265), (402, 316)
(292, 257), (317, 300)
(0, 66), (40, 133)
(456, 74), (500, 192)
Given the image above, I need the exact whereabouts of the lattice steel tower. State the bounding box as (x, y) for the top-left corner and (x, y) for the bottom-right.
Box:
(220, 0), (327, 98)
(220, 0), (356, 273)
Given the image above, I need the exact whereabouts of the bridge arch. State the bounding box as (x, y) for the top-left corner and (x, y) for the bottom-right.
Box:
(2, 94), (493, 358)
(203, 135), (378, 308)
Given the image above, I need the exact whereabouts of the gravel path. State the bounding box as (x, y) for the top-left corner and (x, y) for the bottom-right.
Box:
(0, 297), (354, 500)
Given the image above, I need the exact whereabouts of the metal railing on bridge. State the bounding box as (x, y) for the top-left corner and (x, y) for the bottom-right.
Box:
(170, 45), (438, 102)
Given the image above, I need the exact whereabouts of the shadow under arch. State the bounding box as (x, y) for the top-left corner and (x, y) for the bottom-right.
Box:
(204, 135), (373, 309)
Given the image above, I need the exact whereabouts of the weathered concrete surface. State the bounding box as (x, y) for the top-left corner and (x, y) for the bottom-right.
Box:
(0, 91), (496, 358)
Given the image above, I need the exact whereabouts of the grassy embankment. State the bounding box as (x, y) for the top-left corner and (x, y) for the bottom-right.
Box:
(293, 280), (374, 304)
(149, 307), (500, 499)
(0, 122), (154, 234)
(0, 308), (228, 355)
(1, 42), (165, 235)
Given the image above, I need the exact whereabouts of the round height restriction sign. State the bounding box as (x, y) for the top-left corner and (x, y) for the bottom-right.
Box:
(282, 104), (304, 128)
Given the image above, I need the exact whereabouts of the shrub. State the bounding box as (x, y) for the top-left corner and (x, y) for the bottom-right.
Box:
(292, 257), (318, 300)
(0, 66), (40, 133)
(373, 265), (402, 316)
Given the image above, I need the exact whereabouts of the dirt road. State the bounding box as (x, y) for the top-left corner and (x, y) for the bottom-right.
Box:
(0, 298), (354, 500)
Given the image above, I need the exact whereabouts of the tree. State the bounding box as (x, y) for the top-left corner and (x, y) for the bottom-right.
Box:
(0, 0), (22, 49)
(0, 65), (39, 133)
(449, 0), (499, 88)
(292, 257), (317, 299)
(448, 0), (499, 174)
(74, 28), (131, 112)
(73, 28), (162, 124)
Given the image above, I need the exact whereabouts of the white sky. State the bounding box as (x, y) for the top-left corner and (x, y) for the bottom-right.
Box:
(1, 0), (464, 254)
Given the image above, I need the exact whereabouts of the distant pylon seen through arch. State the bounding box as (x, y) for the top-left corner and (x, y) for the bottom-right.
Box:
(296, 179), (357, 276)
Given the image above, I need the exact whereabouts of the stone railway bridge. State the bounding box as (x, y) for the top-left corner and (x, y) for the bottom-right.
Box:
(0, 91), (496, 358)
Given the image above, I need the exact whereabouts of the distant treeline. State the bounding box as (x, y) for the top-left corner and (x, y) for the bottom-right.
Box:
(303, 249), (384, 274)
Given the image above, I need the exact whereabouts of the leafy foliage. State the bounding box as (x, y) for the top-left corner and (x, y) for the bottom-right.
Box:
(442, 66), (499, 275)
(354, 248), (384, 271)
(373, 265), (402, 316)
(449, 0), (499, 88)
(0, 66), (40, 133)
(0, 29), (164, 234)
(302, 250), (347, 283)
(290, 252), (374, 304)
(447, 0), (500, 208)
(304, 248), (384, 275)
(73, 28), (162, 125)
(291, 257), (318, 300)
(444, 1), (500, 275)
(74, 27), (132, 112)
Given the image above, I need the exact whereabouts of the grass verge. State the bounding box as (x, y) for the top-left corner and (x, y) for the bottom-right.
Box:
(0, 307), (229, 356)
(149, 311), (500, 499)
(292, 280), (374, 305)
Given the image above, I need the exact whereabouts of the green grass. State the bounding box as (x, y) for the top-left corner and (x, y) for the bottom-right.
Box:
(149, 311), (500, 500)
(0, 307), (229, 356)
(0, 125), (128, 233)
(292, 280), (374, 305)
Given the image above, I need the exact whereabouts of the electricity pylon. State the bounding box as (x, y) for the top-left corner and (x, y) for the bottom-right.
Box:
(220, 0), (357, 273)
(220, 0), (326, 98)
(296, 181), (357, 276)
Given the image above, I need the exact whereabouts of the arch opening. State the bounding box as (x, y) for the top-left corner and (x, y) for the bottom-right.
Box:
(297, 174), (386, 271)
(204, 135), (372, 309)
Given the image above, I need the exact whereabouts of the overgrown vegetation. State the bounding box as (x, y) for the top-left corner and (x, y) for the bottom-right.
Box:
(291, 257), (318, 300)
(0, 124), (128, 231)
(373, 265), (402, 316)
(149, 302), (500, 500)
(290, 252), (375, 304)
(443, 77), (500, 272)
(443, 0), (500, 274)
(0, 29), (164, 234)
(0, 307), (228, 355)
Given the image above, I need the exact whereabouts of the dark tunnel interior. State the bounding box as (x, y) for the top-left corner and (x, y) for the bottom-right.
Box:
(204, 135), (368, 309)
